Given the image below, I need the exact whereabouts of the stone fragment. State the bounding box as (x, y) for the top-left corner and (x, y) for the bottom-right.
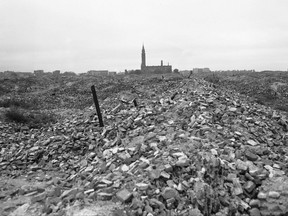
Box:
(245, 151), (258, 161)
(172, 152), (186, 158)
(188, 208), (203, 216)
(84, 165), (94, 172)
(87, 191), (96, 200)
(84, 189), (94, 195)
(249, 208), (261, 216)
(60, 188), (78, 199)
(239, 200), (250, 210)
(247, 162), (261, 176)
(236, 159), (248, 171)
(211, 149), (218, 156)
(149, 198), (165, 209)
(116, 189), (132, 202)
(177, 183), (184, 191)
(121, 164), (129, 172)
(136, 183), (149, 191)
(227, 173), (237, 182)
(97, 192), (113, 200)
(176, 157), (189, 167)
(232, 178), (243, 195)
(131, 197), (144, 210)
(149, 142), (158, 150)
(164, 164), (173, 172)
(249, 199), (260, 208)
(244, 181), (256, 193)
(149, 169), (161, 180)
(162, 187), (179, 200)
(257, 192), (267, 200)
(273, 164), (281, 169)
(75, 192), (85, 200)
(247, 140), (258, 146)
(166, 180), (175, 188)
(8, 203), (30, 216)
(118, 152), (131, 161)
(166, 197), (176, 208)
(245, 173), (254, 181)
(144, 203), (153, 214)
(160, 171), (170, 179)
(268, 191), (280, 199)
(24, 191), (38, 197)
(31, 192), (47, 203)
(235, 131), (242, 136)
(100, 179), (113, 186)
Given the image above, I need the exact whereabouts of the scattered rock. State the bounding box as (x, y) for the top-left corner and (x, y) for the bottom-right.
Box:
(1, 74), (288, 216)
(247, 140), (258, 146)
(249, 208), (261, 216)
(116, 189), (133, 203)
(162, 187), (179, 200)
(245, 151), (258, 161)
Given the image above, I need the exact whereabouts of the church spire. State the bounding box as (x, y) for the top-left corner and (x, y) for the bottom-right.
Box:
(141, 44), (146, 71)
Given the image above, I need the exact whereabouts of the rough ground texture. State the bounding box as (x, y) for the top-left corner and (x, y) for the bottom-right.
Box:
(203, 71), (288, 112)
(0, 73), (288, 216)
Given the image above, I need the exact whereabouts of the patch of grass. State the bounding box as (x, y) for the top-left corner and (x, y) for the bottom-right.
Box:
(4, 107), (56, 128)
(5, 107), (28, 123)
(0, 98), (32, 109)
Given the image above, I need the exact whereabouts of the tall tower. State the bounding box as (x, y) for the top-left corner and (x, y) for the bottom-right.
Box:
(141, 44), (146, 71)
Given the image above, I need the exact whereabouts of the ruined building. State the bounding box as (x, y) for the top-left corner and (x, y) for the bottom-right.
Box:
(141, 45), (172, 74)
(87, 70), (109, 76)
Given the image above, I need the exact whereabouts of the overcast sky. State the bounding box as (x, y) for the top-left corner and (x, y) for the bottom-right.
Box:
(0, 0), (288, 73)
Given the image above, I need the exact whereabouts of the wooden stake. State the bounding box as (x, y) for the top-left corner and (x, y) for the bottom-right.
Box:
(133, 98), (138, 107)
(171, 92), (178, 100)
(91, 85), (104, 127)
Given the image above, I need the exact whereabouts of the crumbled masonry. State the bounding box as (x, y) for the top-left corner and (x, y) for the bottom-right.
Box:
(0, 74), (288, 216)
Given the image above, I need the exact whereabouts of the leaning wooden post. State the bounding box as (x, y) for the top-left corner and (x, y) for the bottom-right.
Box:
(91, 85), (104, 127)
(133, 98), (138, 107)
(171, 92), (178, 100)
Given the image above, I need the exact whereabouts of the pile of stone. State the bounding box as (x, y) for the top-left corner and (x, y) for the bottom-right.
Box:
(0, 76), (288, 216)
(215, 72), (288, 111)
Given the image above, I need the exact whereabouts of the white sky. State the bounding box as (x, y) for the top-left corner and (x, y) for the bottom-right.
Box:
(0, 0), (288, 72)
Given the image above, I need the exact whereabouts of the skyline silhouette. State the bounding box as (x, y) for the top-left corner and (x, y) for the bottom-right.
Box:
(0, 0), (288, 73)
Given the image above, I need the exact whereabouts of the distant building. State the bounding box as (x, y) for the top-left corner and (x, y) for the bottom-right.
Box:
(179, 70), (192, 76)
(3, 71), (17, 79)
(1, 71), (34, 79)
(87, 70), (109, 76)
(17, 72), (34, 78)
(108, 71), (117, 76)
(141, 45), (172, 74)
(53, 70), (61, 76)
(34, 70), (44, 76)
(193, 68), (211, 73)
(63, 71), (76, 76)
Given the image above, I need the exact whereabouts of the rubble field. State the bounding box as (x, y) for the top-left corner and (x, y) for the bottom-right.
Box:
(0, 73), (288, 216)
(203, 71), (288, 113)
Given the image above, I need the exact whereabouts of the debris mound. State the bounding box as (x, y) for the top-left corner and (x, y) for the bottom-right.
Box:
(0, 74), (288, 216)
